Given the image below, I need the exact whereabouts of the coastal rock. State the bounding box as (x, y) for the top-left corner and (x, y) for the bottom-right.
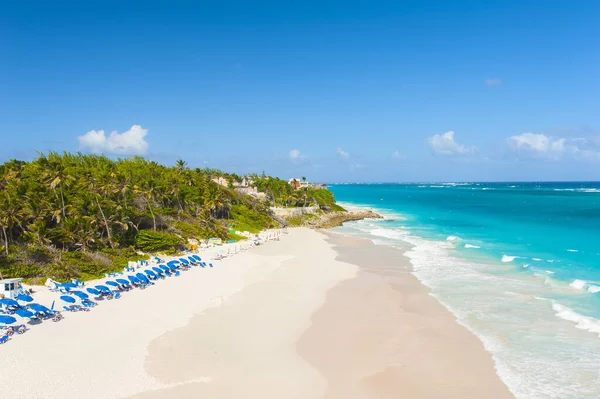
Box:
(307, 210), (383, 229)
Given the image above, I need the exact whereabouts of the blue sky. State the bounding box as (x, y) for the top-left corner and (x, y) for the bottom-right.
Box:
(1, 1), (599, 182)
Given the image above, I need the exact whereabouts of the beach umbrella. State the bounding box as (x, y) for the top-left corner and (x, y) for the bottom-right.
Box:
(192, 255), (201, 262)
(178, 258), (189, 265)
(86, 288), (101, 296)
(72, 291), (88, 300)
(116, 278), (131, 287)
(95, 285), (110, 293)
(29, 303), (51, 313)
(0, 298), (20, 307)
(60, 295), (76, 304)
(0, 315), (17, 324)
(15, 308), (34, 318)
(135, 273), (149, 283)
(127, 275), (140, 284)
(105, 281), (120, 288)
(62, 282), (78, 289)
(144, 269), (156, 278)
(167, 260), (180, 267)
(159, 265), (170, 271)
(153, 266), (165, 274)
(16, 294), (34, 302)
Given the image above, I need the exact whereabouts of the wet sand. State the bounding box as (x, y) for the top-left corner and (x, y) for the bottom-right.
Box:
(297, 232), (515, 399)
(126, 229), (514, 399)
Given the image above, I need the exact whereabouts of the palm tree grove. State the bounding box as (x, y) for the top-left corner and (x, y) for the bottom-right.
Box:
(0, 152), (340, 283)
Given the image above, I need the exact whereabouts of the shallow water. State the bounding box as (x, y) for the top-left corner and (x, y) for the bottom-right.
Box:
(330, 182), (600, 399)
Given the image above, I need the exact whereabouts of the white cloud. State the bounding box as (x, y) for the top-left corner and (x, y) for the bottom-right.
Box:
(509, 132), (551, 152)
(508, 132), (600, 161)
(485, 78), (502, 87)
(78, 125), (149, 155)
(337, 148), (350, 160)
(392, 150), (405, 161)
(288, 149), (301, 160)
(427, 131), (477, 156)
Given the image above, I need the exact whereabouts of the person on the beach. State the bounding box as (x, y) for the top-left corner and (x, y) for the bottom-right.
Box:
(53, 312), (63, 322)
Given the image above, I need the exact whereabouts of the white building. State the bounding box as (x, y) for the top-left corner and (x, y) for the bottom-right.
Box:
(0, 278), (28, 299)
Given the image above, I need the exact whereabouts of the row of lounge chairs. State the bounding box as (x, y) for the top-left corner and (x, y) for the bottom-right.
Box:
(1, 254), (211, 344)
(0, 299), (64, 343)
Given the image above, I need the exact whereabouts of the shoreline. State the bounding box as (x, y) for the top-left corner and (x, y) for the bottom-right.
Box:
(297, 231), (515, 399)
(0, 227), (514, 398)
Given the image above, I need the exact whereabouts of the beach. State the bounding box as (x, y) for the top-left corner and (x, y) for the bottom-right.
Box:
(0, 228), (514, 399)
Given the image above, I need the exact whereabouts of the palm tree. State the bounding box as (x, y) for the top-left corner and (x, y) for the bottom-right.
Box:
(0, 188), (25, 255)
(39, 153), (75, 222)
(175, 159), (188, 174)
(81, 174), (114, 247)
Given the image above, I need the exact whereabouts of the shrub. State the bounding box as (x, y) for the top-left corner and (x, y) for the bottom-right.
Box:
(135, 230), (183, 251)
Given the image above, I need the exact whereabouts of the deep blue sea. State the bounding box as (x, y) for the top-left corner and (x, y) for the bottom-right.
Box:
(329, 182), (600, 399)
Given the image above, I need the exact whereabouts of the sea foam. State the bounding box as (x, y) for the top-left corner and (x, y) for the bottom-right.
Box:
(368, 228), (408, 240)
(552, 302), (600, 337)
(464, 244), (481, 249)
(569, 279), (600, 294)
(501, 255), (521, 262)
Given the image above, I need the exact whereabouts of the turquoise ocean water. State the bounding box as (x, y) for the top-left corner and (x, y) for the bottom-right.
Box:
(329, 183), (600, 399)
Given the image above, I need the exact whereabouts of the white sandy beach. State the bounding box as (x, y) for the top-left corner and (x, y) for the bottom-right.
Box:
(0, 228), (514, 399)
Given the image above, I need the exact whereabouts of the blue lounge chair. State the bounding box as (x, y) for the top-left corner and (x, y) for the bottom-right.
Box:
(152, 266), (166, 277)
(158, 265), (172, 275)
(115, 278), (132, 290)
(28, 304), (55, 319)
(167, 260), (180, 269)
(63, 305), (77, 312)
(135, 273), (151, 285)
(0, 334), (8, 344)
(144, 270), (157, 280)
(0, 298), (21, 309)
(82, 299), (97, 308)
(62, 282), (78, 290)
(187, 256), (198, 264)
(127, 275), (141, 288)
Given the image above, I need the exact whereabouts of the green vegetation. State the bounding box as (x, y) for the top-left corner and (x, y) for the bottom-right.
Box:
(134, 230), (183, 252)
(285, 213), (319, 227)
(229, 204), (278, 234)
(250, 175), (343, 210)
(0, 153), (344, 282)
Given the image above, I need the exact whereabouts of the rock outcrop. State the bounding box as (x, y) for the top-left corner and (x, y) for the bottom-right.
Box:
(305, 210), (383, 229)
